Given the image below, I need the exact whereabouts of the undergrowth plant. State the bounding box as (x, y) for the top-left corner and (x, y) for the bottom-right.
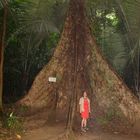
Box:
(4, 112), (23, 133)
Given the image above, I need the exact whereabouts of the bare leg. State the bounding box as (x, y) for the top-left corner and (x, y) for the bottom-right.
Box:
(81, 118), (84, 128)
(84, 119), (87, 127)
(81, 118), (86, 132)
(84, 119), (89, 130)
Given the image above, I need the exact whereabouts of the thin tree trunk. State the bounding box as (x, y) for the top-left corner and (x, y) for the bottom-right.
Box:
(0, 0), (8, 113)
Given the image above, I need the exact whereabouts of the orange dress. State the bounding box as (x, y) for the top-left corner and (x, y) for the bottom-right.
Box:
(81, 98), (89, 119)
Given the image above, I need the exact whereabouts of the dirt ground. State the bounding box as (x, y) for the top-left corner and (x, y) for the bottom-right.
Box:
(22, 114), (140, 140)
(22, 124), (140, 140)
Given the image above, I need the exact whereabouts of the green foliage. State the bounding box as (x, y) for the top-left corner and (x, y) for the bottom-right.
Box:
(86, 0), (140, 94)
(4, 112), (23, 133)
(2, 0), (62, 102)
(2, 0), (140, 102)
(87, 0), (127, 76)
(115, 0), (140, 94)
(0, 0), (64, 105)
(4, 32), (60, 102)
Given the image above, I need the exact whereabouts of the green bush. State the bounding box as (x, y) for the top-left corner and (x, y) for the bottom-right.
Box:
(5, 112), (23, 133)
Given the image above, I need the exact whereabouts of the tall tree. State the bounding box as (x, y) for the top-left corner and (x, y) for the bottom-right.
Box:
(0, 0), (8, 113)
(115, 0), (140, 95)
(19, 0), (140, 138)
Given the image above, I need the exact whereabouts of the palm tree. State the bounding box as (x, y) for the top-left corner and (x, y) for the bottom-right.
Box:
(87, 0), (140, 96)
(114, 0), (140, 96)
(3, 0), (67, 100)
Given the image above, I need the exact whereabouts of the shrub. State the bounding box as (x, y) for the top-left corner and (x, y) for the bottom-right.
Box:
(4, 112), (23, 133)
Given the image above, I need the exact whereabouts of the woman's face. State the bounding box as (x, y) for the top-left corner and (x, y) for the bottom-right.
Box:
(83, 92), (87, 98)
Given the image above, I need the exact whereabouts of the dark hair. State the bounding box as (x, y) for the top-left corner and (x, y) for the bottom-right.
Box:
(83, 91), (87, 95)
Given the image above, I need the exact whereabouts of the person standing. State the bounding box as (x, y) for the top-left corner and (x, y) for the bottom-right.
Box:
(79, 91), (91, 132)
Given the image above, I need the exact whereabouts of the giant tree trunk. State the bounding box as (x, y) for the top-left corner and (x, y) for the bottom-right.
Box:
(19, 0), (140, 132)
(0, 0), (7, 113)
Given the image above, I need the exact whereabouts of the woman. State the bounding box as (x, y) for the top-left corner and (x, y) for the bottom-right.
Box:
(79, 91), (91, 132)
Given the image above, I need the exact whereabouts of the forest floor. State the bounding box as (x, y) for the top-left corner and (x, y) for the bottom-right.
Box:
(22, 122), (140, 140)
(1, 111), (140, 140)
(21, 112), (140, 140)
(22, 124), (140, 140)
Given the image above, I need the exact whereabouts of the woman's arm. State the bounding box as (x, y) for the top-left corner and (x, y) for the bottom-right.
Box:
(79, 97), (84, 113)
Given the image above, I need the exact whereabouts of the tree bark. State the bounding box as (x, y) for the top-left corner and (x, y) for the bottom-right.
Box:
(19, 0), (140, 132)
(0, 0), (8, 113)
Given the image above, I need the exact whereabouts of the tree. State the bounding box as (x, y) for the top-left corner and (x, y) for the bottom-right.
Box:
(0, 0), (8, 113)
(18, 0), (140, 138)
(86, 0), (140, 95)
(115, 0), (140, 96)
(2, 0), (63, 102)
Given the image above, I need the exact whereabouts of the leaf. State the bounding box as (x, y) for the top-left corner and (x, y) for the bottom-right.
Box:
(9, 112), (13, 117)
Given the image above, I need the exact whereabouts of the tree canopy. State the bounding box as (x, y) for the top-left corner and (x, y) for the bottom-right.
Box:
(0, 0), (140, 104)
